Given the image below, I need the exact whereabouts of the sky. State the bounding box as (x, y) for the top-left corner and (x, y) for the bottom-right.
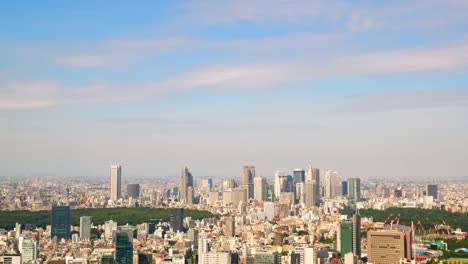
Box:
(1, 0), (468, 180)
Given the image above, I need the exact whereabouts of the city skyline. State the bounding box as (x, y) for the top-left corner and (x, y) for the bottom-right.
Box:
(1, 1), (468, 180)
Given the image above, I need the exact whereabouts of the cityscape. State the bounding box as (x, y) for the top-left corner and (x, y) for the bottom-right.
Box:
(0, 164), (467, 264)
(1, 1), (468, 264)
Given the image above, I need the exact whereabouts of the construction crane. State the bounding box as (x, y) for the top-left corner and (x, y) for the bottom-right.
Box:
(382, 213), (394, 225)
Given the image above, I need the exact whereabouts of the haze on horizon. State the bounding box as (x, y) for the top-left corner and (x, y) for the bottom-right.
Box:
(1, 1), (468, 180)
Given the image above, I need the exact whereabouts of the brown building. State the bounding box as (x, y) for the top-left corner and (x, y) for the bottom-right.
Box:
(225, 217), (235, 237)
(367, 229), (412, 264)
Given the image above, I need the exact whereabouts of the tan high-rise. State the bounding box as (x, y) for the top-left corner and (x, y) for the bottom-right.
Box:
(367, 229), (412, 264)
(110, 165), (121, 200)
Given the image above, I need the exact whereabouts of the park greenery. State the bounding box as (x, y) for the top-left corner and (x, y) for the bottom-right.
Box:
(0, 207), (214, 230)
(340, 207), (468, 231)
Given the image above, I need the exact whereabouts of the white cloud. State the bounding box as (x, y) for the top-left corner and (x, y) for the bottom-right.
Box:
(3, 41), (468, 110)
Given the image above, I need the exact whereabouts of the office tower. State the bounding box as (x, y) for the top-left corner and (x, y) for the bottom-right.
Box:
(242, 165), (255, 199)
(367, 229), (412, 264)
(15, 223), (21, 239)
(293, 169), (305, 202)
(293, 169), (305, 184)
(305, 181), (315, 208)
(296, 182), (305, 205)
(337, 221), (353, 255)
(226, 217), (235, 237)
(324, 170), (332, 198)
(342, 181), (348, 196)
(115, 232), (133, 264)
(290, 253), (300, 264)
(180, 166), (194, 203)
(347, 178), (361, 203)
(223, 179), (237, 189)
(170, 208), (184, 232)
(51, 206), (71, 240)
(79, 216), (91, 239)
(352, 213), (361, 258)
(187, 186), (194, 204)
(254, 176), (267, 201)
(426, 184), (438, 200)
(306, 162), (321, 202)
(127, 184), (140, 199)
(20, 239), (37, 263)
(104, 220), (118, 239)
(254, 252), (281, 264)
(222, 188), (247, 206)
(110, 165), (122, 200)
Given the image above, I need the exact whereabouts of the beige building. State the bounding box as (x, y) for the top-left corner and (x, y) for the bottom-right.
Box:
(367, 229), (412, 264)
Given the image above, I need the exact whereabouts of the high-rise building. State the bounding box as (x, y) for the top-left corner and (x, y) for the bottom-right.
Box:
(20, 239), (37, 263)
(180, 166), (194, 203)
(347, 178), (361, 203)
(225, 217), (235, 237)
(337, 221), (353, 255)
(110, 165), (122, 200)
(79, 216), (91, 240)
(293, 169), (305, 184)
(242, 166), (255, 199)
(253, 176), (268, 201)
(115, 232), (133, 264)
(305, 181), (315, 208)
(170, 208), (184, 232)
(324, 170), (332, 198)
(127, 184), (140, 199)
(426, 184), (438, 200)
(306, 162), (320, 203)
(342, 181), (348, 196)
(367, 229), (412, 264)
(51, 206), (71, 240)
(352, 213), (361, 258)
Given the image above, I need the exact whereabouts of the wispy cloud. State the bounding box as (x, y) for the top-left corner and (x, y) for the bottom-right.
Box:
(3, 41), (468, 110)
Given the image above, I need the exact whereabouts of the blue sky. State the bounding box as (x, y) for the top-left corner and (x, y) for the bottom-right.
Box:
(1, 0), (468, 180)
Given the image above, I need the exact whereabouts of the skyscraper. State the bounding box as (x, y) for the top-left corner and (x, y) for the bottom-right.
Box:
(253, 176), (267, 201)
(51, 206), (71, 240)
(293, 169), (305, 184)
(305, 181), (315, 208)
(80, 216), (91, 240)
(352, 213), (361, 258)
(20, 239), (37, 263)
(293, 169), (305, 202)
(242, 166), (255, 199)
(180, 166), (194, 203)
(110, 165), (122, 201)
(426, 184), (438, 200)
(347, 178), (361, 203)
(342, 181), (348, 196)
(115, 232), (133, 264)
(225, 217), (235, 237)
(127, 184), (140, 199)
(337, 221), (353, 256)
(170, 208), (184, 232)
(367, 229), (412, 264)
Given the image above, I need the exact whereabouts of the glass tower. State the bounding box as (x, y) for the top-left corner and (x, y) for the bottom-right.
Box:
(51, 206), (71, 240)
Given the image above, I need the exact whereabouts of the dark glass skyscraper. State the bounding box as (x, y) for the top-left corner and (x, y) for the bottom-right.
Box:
(115, 232), (133, 264)
(127, 184), (140, 199)
(426, 184), (438, 200)
(170, 208), (184, 232)
(51, 206), (71, 240)
(342, 181), (348, 196)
